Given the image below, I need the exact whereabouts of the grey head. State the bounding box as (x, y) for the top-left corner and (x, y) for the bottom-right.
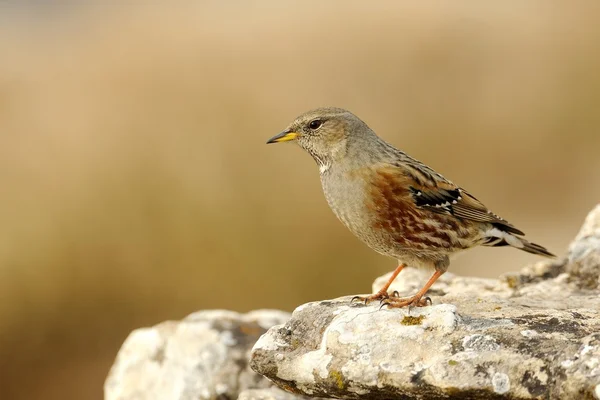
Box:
(266, 107), (384, 170)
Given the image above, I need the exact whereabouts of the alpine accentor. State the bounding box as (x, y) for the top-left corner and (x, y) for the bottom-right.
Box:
(267, 107), (554, 308)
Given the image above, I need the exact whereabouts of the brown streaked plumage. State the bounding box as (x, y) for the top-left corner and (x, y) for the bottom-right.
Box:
(267, 107), (555, 308)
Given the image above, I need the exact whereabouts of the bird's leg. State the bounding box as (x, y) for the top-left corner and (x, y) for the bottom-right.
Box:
(382, 270), (444, 308)
(351, 264), (405, 304)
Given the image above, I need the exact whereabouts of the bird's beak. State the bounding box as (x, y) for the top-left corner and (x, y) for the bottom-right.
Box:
(266, 130), (298, 144)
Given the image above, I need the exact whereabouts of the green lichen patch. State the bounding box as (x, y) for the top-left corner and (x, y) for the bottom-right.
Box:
(328, 370), (346, 390)
(401, 315), (425, 325)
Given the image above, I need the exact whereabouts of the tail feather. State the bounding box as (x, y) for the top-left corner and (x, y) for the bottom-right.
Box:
(492, 221), (524, 236)
(482, 227), (555, 258)
(519, 240), (555, 258)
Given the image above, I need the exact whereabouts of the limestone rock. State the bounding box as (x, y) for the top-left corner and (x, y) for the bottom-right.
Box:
(566, 204), (600, 289)
(105, 205), (600, 399)
(238, 388), (319, 400)
(104, 309), (294, 400)
(250, 204), (600, 399)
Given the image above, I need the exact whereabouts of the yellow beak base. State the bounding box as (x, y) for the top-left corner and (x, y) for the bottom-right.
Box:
(266, 131), (298, 144)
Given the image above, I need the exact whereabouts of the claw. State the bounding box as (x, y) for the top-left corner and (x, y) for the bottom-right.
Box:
(349, 291), (391, 306)
(381, 292), (433, 311)
(379, 301), (390, 310)
(392, 290), (400, 298)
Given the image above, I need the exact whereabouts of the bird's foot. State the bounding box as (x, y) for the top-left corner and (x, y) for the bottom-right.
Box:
(380, 295), (432, 309)
(351, 290), (394, 305)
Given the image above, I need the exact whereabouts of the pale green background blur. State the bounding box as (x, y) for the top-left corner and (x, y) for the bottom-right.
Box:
(1, 2), (599, 400)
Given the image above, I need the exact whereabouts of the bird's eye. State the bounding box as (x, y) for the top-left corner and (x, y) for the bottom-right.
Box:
(308, 119), (323, 130)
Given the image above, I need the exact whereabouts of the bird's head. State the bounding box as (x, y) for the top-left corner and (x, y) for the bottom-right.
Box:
(267, 107), (374, 170)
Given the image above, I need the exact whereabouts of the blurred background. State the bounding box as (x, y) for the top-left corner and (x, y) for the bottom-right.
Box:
(1, 2), (599, 399)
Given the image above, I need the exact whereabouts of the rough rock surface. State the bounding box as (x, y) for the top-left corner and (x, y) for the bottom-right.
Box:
(105, 309), (302, 400)
(250, 204), (600, 399)
(237, 388), (317, 400)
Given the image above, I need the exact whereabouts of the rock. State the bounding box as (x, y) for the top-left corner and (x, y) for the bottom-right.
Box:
(238, 388), (318, 400)
(250, 204), (600, 399)
(105, 205), (600, 399)
(104, 309), (297, 400)
(566, 204), (600, 289)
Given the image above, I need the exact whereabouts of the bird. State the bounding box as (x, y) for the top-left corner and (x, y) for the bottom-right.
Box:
(266, 107), (554, 308)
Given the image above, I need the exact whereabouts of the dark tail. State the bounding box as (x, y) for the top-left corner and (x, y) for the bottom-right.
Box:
(482, 226), (555, 258)
(517, 239), (555, 257)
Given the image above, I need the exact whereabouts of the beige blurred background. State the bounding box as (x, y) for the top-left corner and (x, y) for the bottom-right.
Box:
(1, 2), (599, 399)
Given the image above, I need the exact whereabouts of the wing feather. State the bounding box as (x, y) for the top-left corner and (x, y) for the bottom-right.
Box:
(398, 160), (524, 235)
